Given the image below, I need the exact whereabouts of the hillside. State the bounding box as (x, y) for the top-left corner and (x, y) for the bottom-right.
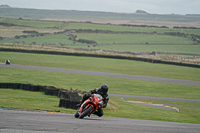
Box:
(1, 6), (200, 21)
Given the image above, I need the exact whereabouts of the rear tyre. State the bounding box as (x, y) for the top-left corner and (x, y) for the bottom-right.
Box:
(79, 106), (93, 119)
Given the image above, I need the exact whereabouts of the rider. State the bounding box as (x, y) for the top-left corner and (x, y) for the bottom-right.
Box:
(77, 84), (109, 117)
(5, 59), (10, 65)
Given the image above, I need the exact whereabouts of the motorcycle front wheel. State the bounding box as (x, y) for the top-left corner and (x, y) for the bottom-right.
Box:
(74, 110), (79, 118)
(79, 106), (93, 119)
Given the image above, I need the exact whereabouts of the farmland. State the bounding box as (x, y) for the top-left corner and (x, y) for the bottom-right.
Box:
(1, 18), (200, 65)
(65, 22), (200, 35)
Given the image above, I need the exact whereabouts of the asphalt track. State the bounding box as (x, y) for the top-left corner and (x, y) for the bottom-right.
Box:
(1, 109), (200, 133)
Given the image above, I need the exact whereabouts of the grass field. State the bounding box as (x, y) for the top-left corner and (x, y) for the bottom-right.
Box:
(0, 25), (64, 38)
(2, 19), (200, 35)
(1, 52), (200, 81)
(1, 67), (200, 99)
(0, 32), (195, 46)
(68, 44), (200, 54)
(0, 18), (199, 56)
(65, 22), (200, 35)
(1, 32), (198, 55)
(74, 33), (193, 44)
(0, 34), (83, 45)
(1, 19), (65, 28)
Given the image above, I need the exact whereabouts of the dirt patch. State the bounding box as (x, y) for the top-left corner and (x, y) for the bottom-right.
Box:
(40, 17), (200, 28)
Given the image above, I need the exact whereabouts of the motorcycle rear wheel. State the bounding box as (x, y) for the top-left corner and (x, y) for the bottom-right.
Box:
(79, 106), (93, 119)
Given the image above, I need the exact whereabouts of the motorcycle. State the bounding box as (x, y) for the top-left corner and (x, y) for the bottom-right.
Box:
(5, 60), (10, 65)
(74, 94), (103, 119)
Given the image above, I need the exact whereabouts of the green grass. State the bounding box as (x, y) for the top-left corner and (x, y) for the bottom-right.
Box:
(0, 19), (198, 55)
(0, 89), (200, 124)
(1, 52), (200, 81)
(74, 33), (193, 44)
(2, 33), (193, 45)
(68, 44), (200, 54)
(1, 34), (199, 54)
(0, 89), (75, 113)
(0, 25), (64, 38)
(0, 67), (200, 99)
(65, 22), (200, 35)
(1, 33), (198, 54)
(105, 97), (200, 124)
(2, 19), (200, 35)
(0, 34), (83, 45)
(1, 19), (65, 28)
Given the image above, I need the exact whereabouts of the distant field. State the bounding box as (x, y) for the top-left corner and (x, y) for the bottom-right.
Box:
(1, 18), (200, 35)
(0, 33), (193, 45)
(1, 34), (199, 55)
(65, 22), (200, 35)
(0, 34), (83, 45)
(1, 18), (65, 28)
(68, 44), (200, 54)
(0, 18), (199, 57)
(1, 34), (199, 54)
(74, 33), (193, 44)
(0, 25), (64, 38)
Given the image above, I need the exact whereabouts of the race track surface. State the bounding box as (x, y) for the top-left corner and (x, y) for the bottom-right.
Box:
(1, 109), (200, 133)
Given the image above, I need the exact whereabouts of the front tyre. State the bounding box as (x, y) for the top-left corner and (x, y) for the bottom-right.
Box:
(79, 106), (93, 119)
(74, 110), (79, 118)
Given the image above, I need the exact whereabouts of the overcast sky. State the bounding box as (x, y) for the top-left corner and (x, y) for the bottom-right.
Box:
(1, 0), (200, 15)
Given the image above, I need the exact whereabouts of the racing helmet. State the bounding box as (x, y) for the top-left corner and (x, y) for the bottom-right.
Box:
(100, 84), (108, 94)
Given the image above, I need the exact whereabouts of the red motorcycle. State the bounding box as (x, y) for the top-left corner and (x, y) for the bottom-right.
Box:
(74, 94), (103, 119)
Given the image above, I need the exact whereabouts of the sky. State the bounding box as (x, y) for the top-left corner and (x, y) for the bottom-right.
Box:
(0, 0), (200, 15)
